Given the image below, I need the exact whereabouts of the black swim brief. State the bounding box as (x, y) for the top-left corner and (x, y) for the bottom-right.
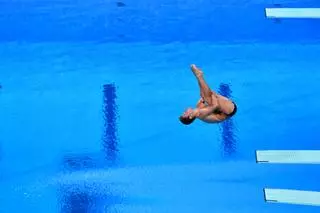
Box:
(227, 102), (237, 117)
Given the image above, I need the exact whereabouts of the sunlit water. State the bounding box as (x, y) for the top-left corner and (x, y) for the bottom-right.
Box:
(1, 42), (320, 212)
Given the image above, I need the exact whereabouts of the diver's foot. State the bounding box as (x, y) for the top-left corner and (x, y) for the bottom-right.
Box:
(190, 64), (203, 78)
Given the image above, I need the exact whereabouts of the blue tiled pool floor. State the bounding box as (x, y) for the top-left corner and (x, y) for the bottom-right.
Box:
(2, 160), (320, 212)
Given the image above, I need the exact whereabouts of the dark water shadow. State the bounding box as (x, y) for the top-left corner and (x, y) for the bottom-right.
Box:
(59, 155), (96, 213)
(116, 1), (126, 7)
(58, 83), (120, 212)
(102, 83), (119, 165)
(58, 155), (123, 213)
(218, 83), (238, 158)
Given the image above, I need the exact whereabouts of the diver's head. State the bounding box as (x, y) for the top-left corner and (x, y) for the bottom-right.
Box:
(179, 108), (196, 125)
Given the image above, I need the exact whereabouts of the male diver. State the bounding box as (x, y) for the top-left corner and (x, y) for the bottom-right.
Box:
(179, 64), (237, 125)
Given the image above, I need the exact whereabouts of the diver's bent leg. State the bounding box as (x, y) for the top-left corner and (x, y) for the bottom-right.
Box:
(191, 64), (217, 105)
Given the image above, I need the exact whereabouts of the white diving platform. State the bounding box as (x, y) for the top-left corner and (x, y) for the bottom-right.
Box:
(256, 150), (320, 164)
(266, 8), (320, 19)
(264, 188), (320, 206)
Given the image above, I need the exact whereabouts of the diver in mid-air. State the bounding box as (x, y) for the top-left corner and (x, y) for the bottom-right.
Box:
(179, 64), (237, 125)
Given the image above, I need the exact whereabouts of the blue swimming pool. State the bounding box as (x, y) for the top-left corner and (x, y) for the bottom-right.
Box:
(1, 42), (320, 212)
(1, 0), (320, 212)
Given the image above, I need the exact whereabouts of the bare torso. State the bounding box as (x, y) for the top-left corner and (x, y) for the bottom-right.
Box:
(198, 95), (235, 123)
